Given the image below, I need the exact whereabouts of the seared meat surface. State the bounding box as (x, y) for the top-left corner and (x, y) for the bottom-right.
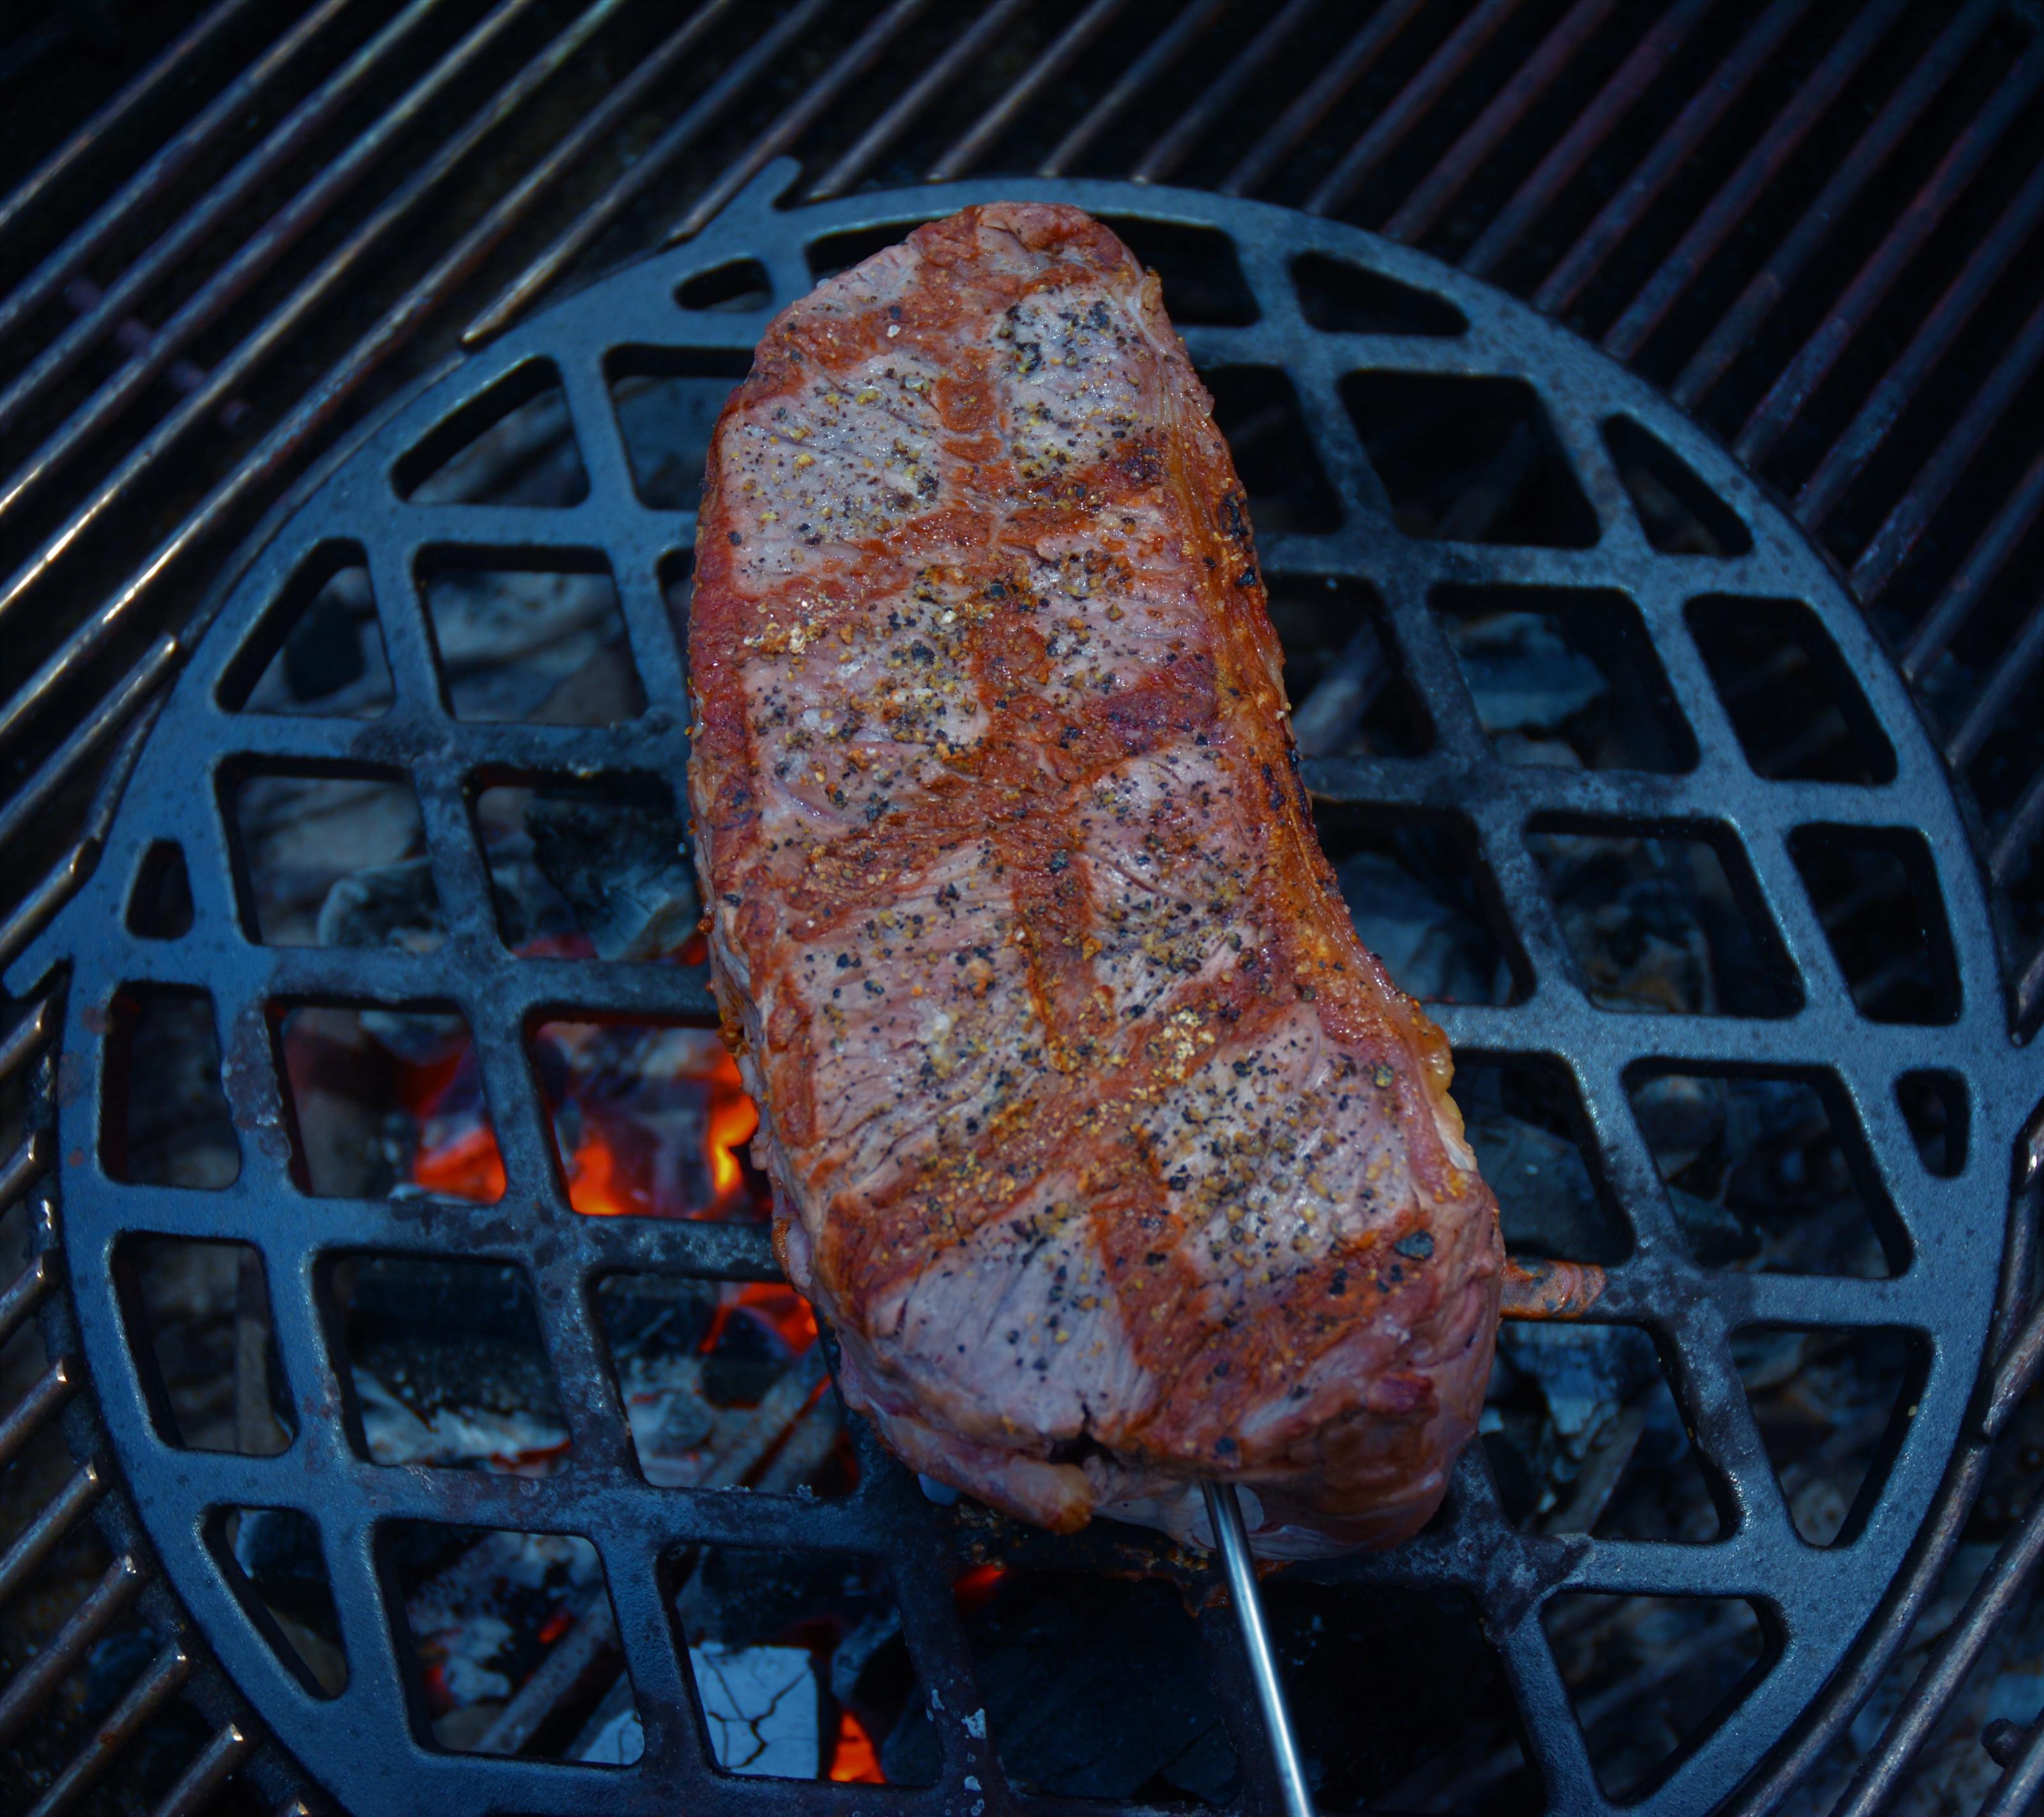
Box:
(689, 204), (1500, 1556)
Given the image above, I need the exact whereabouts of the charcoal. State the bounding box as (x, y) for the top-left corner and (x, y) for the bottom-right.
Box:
(1446, 610), (1606, 737)
(1670, 1186), (1761, 1266)
(283, 587), (367, 700)
(883, 1573), (1237, 1804)
(1263, 1581), (1525, 1809)
(1336, 849), (1503, 1003)
(1630, 1073), (1725, 1176)
(676, 1548), (892, 1652)
(1464, 1111), (1607, 1259)
(233, 1508), (340, 1641)
(525, 793), (697, 960)
(317, 857), (443, 953)
(1497, 1324), (1661, 1457)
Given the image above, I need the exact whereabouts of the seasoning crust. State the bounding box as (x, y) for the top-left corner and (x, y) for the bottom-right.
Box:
(689, 203), (1501, 1555)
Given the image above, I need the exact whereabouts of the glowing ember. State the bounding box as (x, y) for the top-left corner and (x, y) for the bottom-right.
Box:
(531, 1020), (769, 1221)
(828, 1710), (886, 1784)
(952, 1563), (1007, 1613)
(707, 1055), (760, 1200)
(411, 1123), (507, 1202)
(701, 1282), (820, 1358)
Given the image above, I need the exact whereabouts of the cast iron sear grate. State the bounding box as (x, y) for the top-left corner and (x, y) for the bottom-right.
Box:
(3, 176), (2019, 1816)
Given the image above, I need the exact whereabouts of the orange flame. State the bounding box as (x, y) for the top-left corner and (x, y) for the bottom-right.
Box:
(828, 1710), (886, 1784)
(706, 1054), (759, 1201)
(411, 1123), (507, 1202)
(699, 1282), (819, 1358)
(952, 1563), (1007, 1613)
(565, 1128), (630, 1218)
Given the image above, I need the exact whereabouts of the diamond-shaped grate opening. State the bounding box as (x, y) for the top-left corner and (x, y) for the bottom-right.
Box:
(1732, 1326), (1924, 1547)
(1627, 1068), (1907, 1279)
(675, 1546), (929, 1782)
(388, 1523), (636, 1759)
(418, 549), (644, 726)
(1544, 1594), (1772, 1801)
(1433, 585), (1696, 773)
(217, 542), (393, 719)
(606, 348), (754, 513)
(1317, 805), (1524, 1005)
(1454, 1054), (1629, 1264)
(1291, 252), (1468, 338)
(208, 1506), (349, 1698)
(125, 838), (194, 940)
(474, 775), (698, 963)
(101, 986), (238, 1189)
(225, 766), (439, 949)
(116, 1237), (291, 1455)
(31, 186), (2002, 1817)
(393, 358), (589, 507)
(595, 1276), (855, 1496)
(277, 1004), (504, 1203)
(1790, 825), (1960, 1025)
(1603, 418), (1753, 558)
(330, 1256), (565, 1473)
(1685, 594), (1895, 785)
(1341, 369), (1600, 546)
(1269, 1581), (1528, 1811)
(1488, 1321), (1726, 1546)
(1267, 574), (1431, 758)
(911, 1565), (1239, 1803)
(1527, 822), (1799, 1018)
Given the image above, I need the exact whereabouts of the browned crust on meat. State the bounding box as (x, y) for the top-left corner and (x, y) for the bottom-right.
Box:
(689, 203), (1501, 1552)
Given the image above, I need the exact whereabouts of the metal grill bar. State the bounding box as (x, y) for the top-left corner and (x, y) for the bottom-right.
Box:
(1459, 0), (1710, 279)
(0, 1247), (56, 1353)
(668, 0), (942, 241)
(1670, 0), (1999, 410)
(0, 1554), (146, 1747)
(1833, 1478), (2044, 1817)
(0, 0), (358, 353)
(806, 0), (1037, 201)
(1039, 0), (1232, 178)
(1381, 0), (1620, 243)
(1734, 29), (2044, 466)
(0, 0), (462, 451)
(1533, 0), (1810, 315)
(1129, 0), (1323, 185)
(1945, 595), (2044, 771)
(148, 1722), (256, 1817)
(457, 0), (809, 347)
(0, 0), (547, 535)
(1794, 156), (2044, 528)
(1849, 293), (2044, 604)
(24, 1646), (196, 1817)
(1899, 442), (2044, 680)
(1305, 0), (1529, 217)
(1991, 770), (2044, 887)
(1221, 0), (1428, 197)
(0, 0), (631, 755)
(0, 1462), (105, 1607)
(927, 0), (1140, 183)
(1601, 0), (1907, 363)
(0, 0), (265, 244)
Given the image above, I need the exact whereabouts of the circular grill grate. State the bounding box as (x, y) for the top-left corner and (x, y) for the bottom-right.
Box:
(8, 172), (2023, 1817)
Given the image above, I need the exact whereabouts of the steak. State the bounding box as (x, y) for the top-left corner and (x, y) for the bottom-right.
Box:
(688, 204), (1502, 1556)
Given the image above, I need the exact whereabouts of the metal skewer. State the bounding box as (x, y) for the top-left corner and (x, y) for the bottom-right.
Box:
(1204, 1480), (1315, 1817)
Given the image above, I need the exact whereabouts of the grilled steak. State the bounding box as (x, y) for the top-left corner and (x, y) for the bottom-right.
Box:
(688, 204), (1501, 1556)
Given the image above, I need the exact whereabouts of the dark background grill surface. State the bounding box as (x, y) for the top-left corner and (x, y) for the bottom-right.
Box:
(2, 4), (2044, 1816)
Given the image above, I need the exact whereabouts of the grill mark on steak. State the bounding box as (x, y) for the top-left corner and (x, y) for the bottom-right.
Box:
(689, 204), (1501, 1556)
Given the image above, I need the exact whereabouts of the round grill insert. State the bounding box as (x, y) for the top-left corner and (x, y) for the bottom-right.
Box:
(16, 177), (2017, 1817)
